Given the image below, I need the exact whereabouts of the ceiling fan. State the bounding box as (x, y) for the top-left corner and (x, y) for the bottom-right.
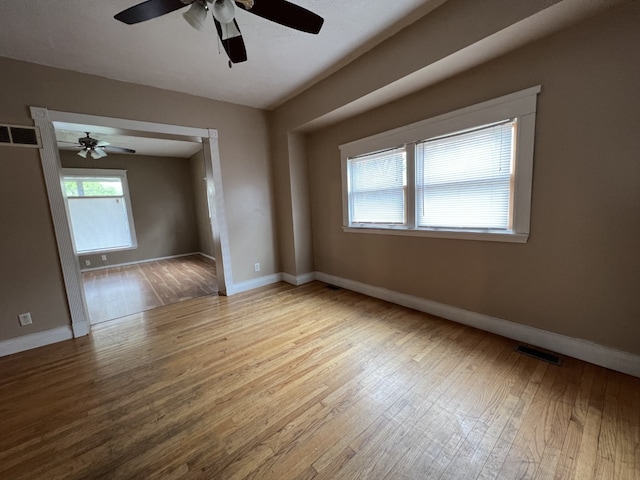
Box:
(113, 0), (324, 65)
(60, 133), (136, 159)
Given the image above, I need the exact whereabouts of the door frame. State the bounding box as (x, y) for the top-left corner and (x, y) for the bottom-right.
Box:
(30, 106), (233, 337)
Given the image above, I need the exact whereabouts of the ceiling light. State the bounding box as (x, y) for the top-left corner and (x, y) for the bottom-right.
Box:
(183, 1), (208, 31)
(91, 148), (107, 159)
(77, 149), (88, 158)
(212, 0), (235, 24)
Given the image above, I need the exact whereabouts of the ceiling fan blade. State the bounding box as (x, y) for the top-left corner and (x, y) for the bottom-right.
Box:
(236, 0), (323, 34)
(96, 141), (111, 147)
(214, 19), (248, 64)
(114, 0), (187, 25)
(105, 146), (137, 154)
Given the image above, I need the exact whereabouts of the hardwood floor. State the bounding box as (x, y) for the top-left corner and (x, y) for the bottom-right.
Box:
(0, 282), (638, 479)
(82, 255), (217, 324)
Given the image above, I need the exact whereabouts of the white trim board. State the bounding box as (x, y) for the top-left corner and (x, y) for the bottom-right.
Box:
(339, 85), (541, 156)
(281, 272), (317, 286)
(31, 106), (232, 345)
(228, 273), (284, 295)
(80, 252), (205, 272)
(0, 326), (74, 358)
(228, 271), (316, 294)
(339, 86), (539, 244)
(315, 272), (640, 378)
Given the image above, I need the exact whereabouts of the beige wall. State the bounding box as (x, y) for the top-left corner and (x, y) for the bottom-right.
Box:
(268, 0), (578, 279)
(60, 151), (200, 268)
(304, 4), (640, 354)
(272, 0), (566, 130)
(0, 147), (71, 341)
(0, 57), (276, 341)
(190, 150), (215, 258)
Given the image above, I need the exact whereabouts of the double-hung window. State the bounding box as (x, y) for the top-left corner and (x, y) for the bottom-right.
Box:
(348, 147), (407, 225)
(341, 86), (540, 243)
(62, 168), (137, 254)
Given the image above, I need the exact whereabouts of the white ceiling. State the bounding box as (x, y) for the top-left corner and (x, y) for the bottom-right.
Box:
(55, 127), (203, 158)
(0, 0), (445, 110)
(3, 0), (617, 156)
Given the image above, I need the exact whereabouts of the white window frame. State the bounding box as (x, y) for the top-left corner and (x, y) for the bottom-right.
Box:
(62, 168), (138, 254)
(340, 86), (541, 243)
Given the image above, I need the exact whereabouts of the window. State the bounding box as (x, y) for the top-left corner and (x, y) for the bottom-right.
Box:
(341, 86), (540, 243)
(62, 169), (137, 254)
(416, 120), (515, 230)
(349, 147), (406, 225)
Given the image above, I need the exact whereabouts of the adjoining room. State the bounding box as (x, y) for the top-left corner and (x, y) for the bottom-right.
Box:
(56, 126), (219, 323)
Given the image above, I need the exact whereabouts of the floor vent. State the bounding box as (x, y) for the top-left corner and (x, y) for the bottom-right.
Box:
(326, 284), (341, 290)
(0, 124), (42, 148)
(515, 345), (562, 366)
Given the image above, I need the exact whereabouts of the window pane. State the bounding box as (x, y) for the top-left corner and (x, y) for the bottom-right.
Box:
(417, 120), (515, 229)
(349, 148), (406, 224)
(67, 197), (132, 252)
(63, 176), (123, 197)
(81, 179), (123, 196)
(64, 181), (78, 197)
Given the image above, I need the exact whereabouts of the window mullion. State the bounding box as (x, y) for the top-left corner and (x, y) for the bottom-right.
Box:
(405, 142), (416, 228)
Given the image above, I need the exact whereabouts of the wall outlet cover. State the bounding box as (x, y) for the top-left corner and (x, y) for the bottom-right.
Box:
(18, 312), (33, 326)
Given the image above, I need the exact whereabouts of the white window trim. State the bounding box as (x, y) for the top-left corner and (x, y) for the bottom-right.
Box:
(61, 168), (138, 254)
(340, 85), (541, 243)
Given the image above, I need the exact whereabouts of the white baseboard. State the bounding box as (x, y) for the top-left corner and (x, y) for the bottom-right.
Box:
(0, 326), (74, 358)
(71, 320), (90, 337)
(282, 271), (317, 286)
(315, 272), (640, 378)
(229, 271), (316, 294)
(80, 252), (202, 272)
(198, 252), (215, 261)
(229, 273), (283, 295)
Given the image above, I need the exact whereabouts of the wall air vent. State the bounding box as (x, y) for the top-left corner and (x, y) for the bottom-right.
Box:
(0, 124), (42, 148)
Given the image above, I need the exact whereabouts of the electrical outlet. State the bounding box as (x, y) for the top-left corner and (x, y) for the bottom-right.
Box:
(254, 262), (261, 272)
(18, 312), (32, 326)
(101, 255), (107, 261)
(85, 260), (91, 266)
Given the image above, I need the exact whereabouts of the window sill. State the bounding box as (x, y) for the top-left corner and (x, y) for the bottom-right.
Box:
(342, 226), (528, 243)
(76, 244), (138, 255)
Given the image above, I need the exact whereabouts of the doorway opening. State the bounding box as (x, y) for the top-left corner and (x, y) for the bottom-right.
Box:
(32, 107), (233, 335)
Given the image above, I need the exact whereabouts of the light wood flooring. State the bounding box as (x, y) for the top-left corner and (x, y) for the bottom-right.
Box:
(82, 254), (217, 324)
(0, 282), (638, 479)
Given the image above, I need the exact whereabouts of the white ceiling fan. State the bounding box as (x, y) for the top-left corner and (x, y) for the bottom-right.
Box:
(59, 132), (136, 159)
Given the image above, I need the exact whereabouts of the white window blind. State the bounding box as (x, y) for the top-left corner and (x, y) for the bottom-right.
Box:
(348, 147), (406, 225)
(63, 171), (137, 254)
(416, 120), (516, 230)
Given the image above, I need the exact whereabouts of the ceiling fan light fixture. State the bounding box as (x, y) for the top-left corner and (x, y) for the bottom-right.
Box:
(212, 0), (235, 24)
(182, 1), (208, 31)
(77, 149), (88, 158)
(91, 148), (108, 159)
